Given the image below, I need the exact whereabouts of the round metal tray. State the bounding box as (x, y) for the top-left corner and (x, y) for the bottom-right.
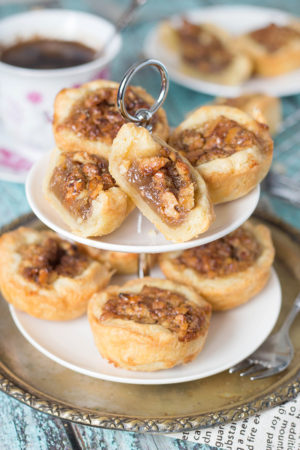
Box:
(0, 211), (299, 433)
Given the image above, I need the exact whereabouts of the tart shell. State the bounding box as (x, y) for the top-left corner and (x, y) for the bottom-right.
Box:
(0, 227), (113, 320)
(169, 105), (273, 204)
(109, 123), (215, 243)
(159, 221), (275, 311)
(53, 80), (169, 158)
(88, 277), (212, 371)
(43, 147), (134, 238)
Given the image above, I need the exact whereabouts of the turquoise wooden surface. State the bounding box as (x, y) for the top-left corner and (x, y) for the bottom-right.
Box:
(0, 0), (300, 449)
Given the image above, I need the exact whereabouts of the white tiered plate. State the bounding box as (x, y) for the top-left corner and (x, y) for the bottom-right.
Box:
(26, 152), (260, 253)
(144, 5), (300, 97)
(10, 267), (281, 385)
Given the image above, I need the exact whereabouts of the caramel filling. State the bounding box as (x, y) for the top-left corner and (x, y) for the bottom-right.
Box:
(250, 23), (300, 52)
(127, 147), (195, 226)
(100, 285), (210, 342)
(176, 19), (232, 73)
(175, 227), (261, 278)
(50, 152), (116, 220)
(172, 116), (260, 165)
(62, 87), (158, 143)
(19, 237), (89, 285)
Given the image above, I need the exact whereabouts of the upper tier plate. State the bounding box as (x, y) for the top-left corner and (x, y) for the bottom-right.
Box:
(26, 152), (260, 253)
(144, 5), (300, 97)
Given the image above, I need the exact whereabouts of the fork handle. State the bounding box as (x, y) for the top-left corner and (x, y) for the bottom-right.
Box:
(278, 292), (300, 335)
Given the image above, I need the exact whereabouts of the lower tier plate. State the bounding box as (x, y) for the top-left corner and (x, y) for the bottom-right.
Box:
(0, 212), (300, 432)
(10, 267), (281, 385)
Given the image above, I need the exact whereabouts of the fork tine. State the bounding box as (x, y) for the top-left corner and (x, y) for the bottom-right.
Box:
(250, 366), (285, 380)
(239, 363), (265, 377)
(229, 359), (251, 373)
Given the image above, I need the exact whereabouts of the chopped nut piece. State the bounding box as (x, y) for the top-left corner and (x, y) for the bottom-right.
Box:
(19, 237), (89, 285)
(62, 87), (158, 142)
(173, 116), (261, 165)
(175, 226), (261, 277)
(100, 285), (209, 342)
(175, 19), (233, 73)
(249, 23), (300, 53)
(50, 152), (116, 219)
(127, 147), (195, 226)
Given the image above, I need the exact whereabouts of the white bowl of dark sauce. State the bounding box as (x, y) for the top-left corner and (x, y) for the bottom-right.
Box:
(0, 9), (122, 151)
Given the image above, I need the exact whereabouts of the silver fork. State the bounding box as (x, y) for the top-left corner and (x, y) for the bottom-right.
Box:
(229, 292), (300, 380)
(263, 171), (300, 207)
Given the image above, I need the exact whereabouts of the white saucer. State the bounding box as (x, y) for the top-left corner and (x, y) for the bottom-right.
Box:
(144, 5), (300, 97)
(10, 267), (281, 385)
(0, 120), (50, 183)
(26, 152), (260, 254)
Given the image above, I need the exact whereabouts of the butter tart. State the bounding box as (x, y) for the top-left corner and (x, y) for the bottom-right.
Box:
(53, 80), (169, 158)
(214, 94), (281, 135)
(43, 147), (134, 237)
(109, 123), (215, 243)
(159, 221), (275, 311)
(0, 227), (113, 320)
(159, 19), (252, 85)
(238, 22), (300, 77)
(88, 277), (212, 371)
(169, 105), (273, 204)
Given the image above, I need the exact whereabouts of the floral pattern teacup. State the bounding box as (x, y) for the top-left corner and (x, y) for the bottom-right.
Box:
(0, 9), (121, 150)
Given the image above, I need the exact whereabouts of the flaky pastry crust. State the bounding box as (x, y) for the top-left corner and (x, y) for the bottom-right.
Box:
(0, 227), (113, 320)
(238, 22), (300, 77)
(109, 123), (215, 243)
(159, 221), (275, 311)
(159, 20), (252, 85)
(169, 105), (273, 204)
(88, 277), (212, 371)
(53, 80), (169, 157)
(215, 94), (282, 135)
(43, 147), (134, 237)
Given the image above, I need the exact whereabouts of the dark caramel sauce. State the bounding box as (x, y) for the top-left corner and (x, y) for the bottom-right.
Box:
(0, 38), (96, 69)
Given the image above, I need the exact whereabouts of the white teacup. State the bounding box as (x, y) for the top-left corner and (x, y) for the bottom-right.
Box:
(0, 9), (122, 152)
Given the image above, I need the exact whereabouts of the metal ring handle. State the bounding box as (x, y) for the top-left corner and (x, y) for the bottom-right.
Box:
(117, 59), (169, 129)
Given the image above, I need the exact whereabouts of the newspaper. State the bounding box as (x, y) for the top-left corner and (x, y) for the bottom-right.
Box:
(167, 395), (300, 450)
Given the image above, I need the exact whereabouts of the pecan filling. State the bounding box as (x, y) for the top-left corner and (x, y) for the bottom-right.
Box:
(19, 237), (89, 285)
(127, 147), (195, 226)
(175, 226), (261, 278)
(250, 23), (300, 52)
(62, 87), (158, 142)
(100, 285), (210, 342)
(172, 116), (261, 165)
(176, 19), (233, 73)
(50, 152), (116, 220)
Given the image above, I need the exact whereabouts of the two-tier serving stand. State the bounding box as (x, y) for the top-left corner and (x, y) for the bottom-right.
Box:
(20, 59), (281, 386)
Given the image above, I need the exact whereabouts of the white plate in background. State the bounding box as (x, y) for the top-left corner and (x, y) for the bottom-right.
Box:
(144, 5), (300, 97)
